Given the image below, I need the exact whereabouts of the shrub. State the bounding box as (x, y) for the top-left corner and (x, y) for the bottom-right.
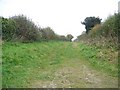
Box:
(102, 13), (119, 37)
(11, 15), (42, 42)
(75, 13), (119, 49)
(2, 14), (75, 42)
(40, 27), (56, 41)
(89, 13), (119, 38)
(89, 24), (102, 37)
(2, 17), (17, 41)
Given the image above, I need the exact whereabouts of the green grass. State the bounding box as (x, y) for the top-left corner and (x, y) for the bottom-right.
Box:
(2, 41), (118, 87)
(2, 41), (76, 87)
(78, 43), (118, 77)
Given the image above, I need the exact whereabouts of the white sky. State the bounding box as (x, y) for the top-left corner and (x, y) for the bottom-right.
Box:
(0, 0), (119, 39)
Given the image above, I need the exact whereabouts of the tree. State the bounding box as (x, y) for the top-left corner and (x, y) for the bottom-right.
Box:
(56, 35), (68, 41)
(66, 34), (74, 42)
(81, 16), (102, 34)
(40, 27), (56, 41)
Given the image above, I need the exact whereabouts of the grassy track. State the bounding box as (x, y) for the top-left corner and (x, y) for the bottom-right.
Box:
(2, 41), (118, 88)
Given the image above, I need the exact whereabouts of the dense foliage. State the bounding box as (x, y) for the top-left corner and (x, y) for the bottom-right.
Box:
(81, 17), (102, 33)
(41, 27), (56, 41)
(11, 15), (41, 42)
(76, 13), (119, 49)
(2, 17), (17, 41)
(2, 15), (73, 42)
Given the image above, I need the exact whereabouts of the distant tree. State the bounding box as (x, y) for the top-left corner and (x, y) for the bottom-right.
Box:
(81, 16), (102, 34)
(40, 27), (56, 41)
(66, 34), (74, 42)
(57, 35), (68, 41)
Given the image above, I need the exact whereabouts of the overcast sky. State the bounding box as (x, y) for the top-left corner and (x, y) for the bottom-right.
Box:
(0, 0), (119, 39)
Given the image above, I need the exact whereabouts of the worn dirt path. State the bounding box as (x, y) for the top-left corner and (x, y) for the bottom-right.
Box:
(30, 43), (118, 88)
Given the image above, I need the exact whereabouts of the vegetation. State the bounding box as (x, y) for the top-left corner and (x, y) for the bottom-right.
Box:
(75, 13), (119, 79)
(2, 17), (17, 41)
(41, 27), (56, 41)
(66, 34), (74, 42)
(11, 15), (42, 42)
(76, 13), (119, 49)
(2, 15), (72, 42)
(81, 16), (102, 33)
(78, 43), (118, 76)
(2, 41), (117, 88)
(89, 13), (119, 37)
(2, 13), (119, 88)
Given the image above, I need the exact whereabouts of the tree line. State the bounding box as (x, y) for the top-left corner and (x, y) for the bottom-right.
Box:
(1, 13), (119, 43)
(1, 15), (74, 42)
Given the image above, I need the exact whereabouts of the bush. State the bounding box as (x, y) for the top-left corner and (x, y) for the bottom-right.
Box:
(2, 17), (17, 41)
(89, 13), (119, 38)
(2, 14), (74, 42)
(89, 24), (102, 37)
(40, 27), (56, 41)
(75, 13), (119, 49)
(11, 15), (42, 42)
(102, 13), (119, 37)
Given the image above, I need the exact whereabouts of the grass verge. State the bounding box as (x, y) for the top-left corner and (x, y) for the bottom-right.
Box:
(77, 43), (118, 77)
